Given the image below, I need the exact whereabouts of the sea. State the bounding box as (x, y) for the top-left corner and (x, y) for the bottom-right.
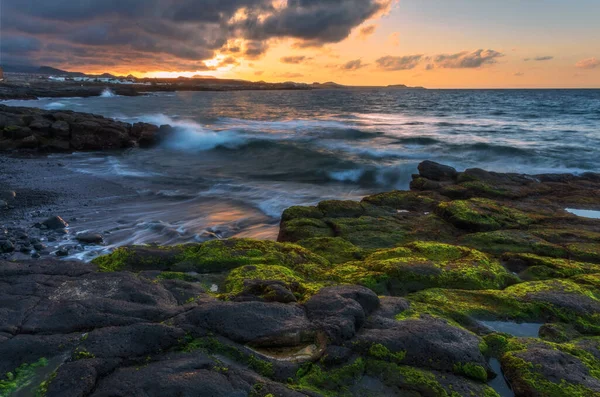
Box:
(4, 89), (600, 259)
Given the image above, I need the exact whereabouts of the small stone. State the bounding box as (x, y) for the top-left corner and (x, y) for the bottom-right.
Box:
(76, 233), (104, 244)
(41, 216), (69, 230)
(0, 240), (15, 253)
(33, 243), (45, 251)
(55, 248), (69, 257)
(31, 252), (41, 259)
(0, 190), (16, 201)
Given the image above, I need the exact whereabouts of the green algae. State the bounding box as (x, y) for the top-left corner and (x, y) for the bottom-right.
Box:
(452, 362), (488, 382)
(294, 358), (366, 396)
(93, 239), (331, 276)
(331, 242), (518, 295)
(0, 358), (48, 397)
(297, 237), (364, 264)
(224, 264), (325, 301)
(501, 338), (600, 397)
(408, 278), (600, 334)
(367, 344), (406, 364)
(436, 198), (533, 232)
(504, 253), (599, 281)
(460, 230), (568, 257)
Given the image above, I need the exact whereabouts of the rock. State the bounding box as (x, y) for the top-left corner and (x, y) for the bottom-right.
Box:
(0, 200), (7, 209)
(0, 190), (16, 201)
(50, 120), (70, 137)
(17, 135), (40, 149)
(502, 344), (600, 396)
(176, 300), (314, 347)
(0, 240), (15, 253)
(41, 215), (69, 230)
(76, 233), (104, 244)
(354, 316), (490, 377)
(305, 285), (379, 344)
(418, 160), (458, 181)
(55, 248), (69, 257)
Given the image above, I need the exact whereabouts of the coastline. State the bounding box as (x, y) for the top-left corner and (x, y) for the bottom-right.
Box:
(0, 105), (599, 397)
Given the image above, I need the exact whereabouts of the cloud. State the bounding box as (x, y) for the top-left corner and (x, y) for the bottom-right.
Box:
(281, 56), (308, 64)
(524, 56), (553, 61)
(254, 71), (264, 76)
(0, 0), (392, 71)
(376, 55), (423, 71)
(514, 72), (524, 77)
(341, 59), (367, 71)
(434, 49), (503, 68)
(575, 57), (600, 69)
(358, 24), (377, 39)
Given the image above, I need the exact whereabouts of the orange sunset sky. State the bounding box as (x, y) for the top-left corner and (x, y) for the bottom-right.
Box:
(2, 0), (600, 88)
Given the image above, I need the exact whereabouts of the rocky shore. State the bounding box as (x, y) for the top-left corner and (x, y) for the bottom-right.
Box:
(1, 157), (599, 396)
(0, 104), (170, 151)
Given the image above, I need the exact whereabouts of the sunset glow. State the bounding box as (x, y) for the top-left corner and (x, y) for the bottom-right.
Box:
(2, 0), (599, 88)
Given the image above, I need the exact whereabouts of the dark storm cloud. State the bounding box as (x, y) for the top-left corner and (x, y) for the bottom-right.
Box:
(1, 0), (391, 71)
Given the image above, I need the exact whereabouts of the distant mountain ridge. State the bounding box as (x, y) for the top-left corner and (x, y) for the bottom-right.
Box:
(2, 65), (426, 89)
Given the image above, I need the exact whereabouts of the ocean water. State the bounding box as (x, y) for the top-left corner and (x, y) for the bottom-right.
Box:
(4, 89), (600, 257)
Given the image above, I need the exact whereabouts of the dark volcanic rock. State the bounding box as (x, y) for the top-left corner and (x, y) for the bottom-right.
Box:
(305, 285), (379, 344)
(76, 233), (104, 244)
(0, 105), (167, 152)
(41, 215), (69, 230)
(418, 160), (458, 181)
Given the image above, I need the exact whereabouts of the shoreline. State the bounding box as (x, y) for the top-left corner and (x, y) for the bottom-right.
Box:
(0, 102), (599, 396)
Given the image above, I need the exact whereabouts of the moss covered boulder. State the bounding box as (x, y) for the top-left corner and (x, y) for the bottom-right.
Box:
(330, 242), (518, 295)
(436, 198), (534, 232)
(501, 338), (600, 396)
(93, 238), (331, 276)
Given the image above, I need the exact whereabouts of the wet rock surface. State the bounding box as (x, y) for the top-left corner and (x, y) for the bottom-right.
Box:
(1, 161), (599, 396)
(0, 104), (172, 152)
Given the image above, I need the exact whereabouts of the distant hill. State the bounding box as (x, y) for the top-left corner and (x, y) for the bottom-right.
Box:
(37, 66), (87, 77)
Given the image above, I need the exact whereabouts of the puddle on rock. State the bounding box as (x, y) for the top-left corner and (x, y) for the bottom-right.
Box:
(565, 208), (600, 219)
(488, 358), (515, 397)
(480, 320), (542, 337)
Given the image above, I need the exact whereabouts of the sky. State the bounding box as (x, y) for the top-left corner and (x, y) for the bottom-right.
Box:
(1, 0), (599, 88)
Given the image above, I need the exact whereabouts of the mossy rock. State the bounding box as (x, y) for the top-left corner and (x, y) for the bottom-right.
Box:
(436, 198), (534, 232)
(297, 237), (364, 264)
(295, 358), (500, 397)
(93, 239), (331, 275)
(568, 243), (600, 264)
(277, 217), (334, 242)
(317, 200), (366, 218)
(223, 264), (325, 301)
(503, 253), (600, 281)
(501, 338), (600, 396)
(330, 242), (518, 295)
(0, 357), (50, 397)
(326, 216), (409, 249)
(408, 278), (600, 334)
(441, 181), (516, 200)
(460, 230), (568, 258)
(361, 190), (438, 211)
(281, 205), (324, 222)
